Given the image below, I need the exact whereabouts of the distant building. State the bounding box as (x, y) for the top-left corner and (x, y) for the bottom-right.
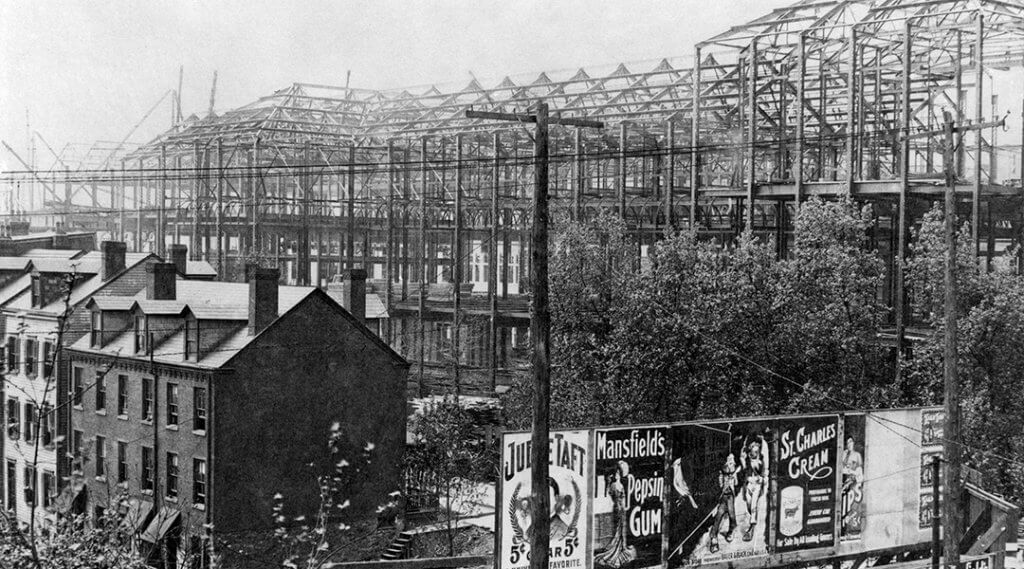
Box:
(64, 266), (408, 567)
(0, 223), (95, 257)
(0, 242), (159, 526)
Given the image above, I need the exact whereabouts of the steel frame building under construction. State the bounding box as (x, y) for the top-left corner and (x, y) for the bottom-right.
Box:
(3, 0), (1024, 396)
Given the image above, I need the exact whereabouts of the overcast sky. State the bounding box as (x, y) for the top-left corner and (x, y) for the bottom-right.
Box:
(0, 0), (796, 164)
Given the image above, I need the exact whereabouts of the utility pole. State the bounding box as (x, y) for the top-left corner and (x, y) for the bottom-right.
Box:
(465, 104), (601, 569)
(937, 109), (1004, 569)
(932, 455), (941, 569)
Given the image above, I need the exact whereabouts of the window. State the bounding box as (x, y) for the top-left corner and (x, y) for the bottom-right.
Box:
(5, 461), (15, 511)
(72, 367), (83, 407)
(23, 465), (36, 506)
(141, 447), (154, 491)
(72, 429), (83, 472)
(166, 383), (179, 427)
(41, 405), (54, 447)
(142, 378), (153, 421)
(5, 337), (16, 371)
(95, 436), (106, 479)
(166, 452), (178, 499)
(95, 371), (106, 412)
(184, 319), (198, 361)
(5, 398), (18, 439)
(23, 402), (35, 443)
(24, 338), (36, 377)
(134, 315), (147, 354)
(42, 471), (55, 509)
(42, 341), (54, 378)
(193, 387), (207, 432)
(117, 442), (128, 484)
(90, 311), (102, 347)
(193, 458), (206, 506)
(117, 375), (128, 416)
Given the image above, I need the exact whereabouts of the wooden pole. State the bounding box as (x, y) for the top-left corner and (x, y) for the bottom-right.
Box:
(932, 455), (941, 569)
(943, 112), (962, 569)
(529, 101), (551, 569)
(895, 21), (912, 381)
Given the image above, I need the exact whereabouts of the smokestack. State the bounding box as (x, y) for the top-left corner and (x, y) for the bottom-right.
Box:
(146, 262), (177, 300)
(339, 269), (367, 324)
(248, 267), (279, 336)
(170, 244), (188, 276)
(101, 241), (127, 281)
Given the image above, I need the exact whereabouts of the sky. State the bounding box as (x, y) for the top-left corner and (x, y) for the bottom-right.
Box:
(0, 0), (793, 165)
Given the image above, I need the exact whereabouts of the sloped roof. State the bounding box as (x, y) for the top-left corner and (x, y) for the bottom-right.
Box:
(21, 249), (85, 259)
(130, 280), (314, 319)
(5, 252), (156, 314)
(185, 260), (217, 278)
(69, 285), (407, 370)
(323, 290), (389, 320)
(0, 258), (32, 271)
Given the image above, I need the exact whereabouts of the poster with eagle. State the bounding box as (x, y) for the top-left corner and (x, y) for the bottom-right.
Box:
(500, 430), (591, 569)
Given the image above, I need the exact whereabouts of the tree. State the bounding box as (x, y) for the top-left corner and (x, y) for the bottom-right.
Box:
(503, 197), (892, 428)
(405, 396), (491, 557)
(902, 204), (1024, 503)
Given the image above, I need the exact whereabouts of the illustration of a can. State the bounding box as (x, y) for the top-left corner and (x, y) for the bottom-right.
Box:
(779, 485), (804, 537)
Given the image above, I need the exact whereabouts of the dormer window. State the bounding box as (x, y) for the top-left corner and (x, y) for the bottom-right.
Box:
(184, 318), (199, 362)
(30, 275), (41, 308)
(90, 311), (102, 348)
(134, 315), (148, 354)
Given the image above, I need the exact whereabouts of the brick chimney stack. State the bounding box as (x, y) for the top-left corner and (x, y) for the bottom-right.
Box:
(170, 244), (188, 276)
(147, 262), (177, 300)
(339, 269), (367, 324)
(248, 267), (280, 336)
(101, 241), (127, 281)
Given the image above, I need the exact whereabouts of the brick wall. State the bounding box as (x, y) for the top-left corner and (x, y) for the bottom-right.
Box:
(212, 292), (408, 532)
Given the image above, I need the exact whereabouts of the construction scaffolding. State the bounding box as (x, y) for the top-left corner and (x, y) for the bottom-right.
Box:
(2, 0), (1024, 396)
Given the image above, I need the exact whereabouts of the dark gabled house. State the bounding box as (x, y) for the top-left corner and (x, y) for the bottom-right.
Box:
(64, 266), (408, 566)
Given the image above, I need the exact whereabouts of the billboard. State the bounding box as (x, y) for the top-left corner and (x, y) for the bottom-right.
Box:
(499, 430), (591, 569)
(840, 414), (866, 541)
(497, 408), (940, 569)
(592, 427), (666, 569)
(774, 416), (839, 552)
(665, 420), (774, 568)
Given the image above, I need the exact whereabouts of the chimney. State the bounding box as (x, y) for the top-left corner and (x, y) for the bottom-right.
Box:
(146, 262), (177, 300)
(338, 269), (367, 324)
(170, 244), (188, 276)
(248, 267), (279, 336)
(101, 241), (127, 281)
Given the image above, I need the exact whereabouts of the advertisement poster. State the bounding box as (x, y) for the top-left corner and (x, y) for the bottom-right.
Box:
(592, 427), (666, 569)
(921, 410), (944, 447)
(919, 491), (941, 529)
(500, 430), (591, 569)
(774, 416), (839, 552)
(840, 415), (865, 541)
(665, 420), (774, 568)
(920, 451), (944, 489)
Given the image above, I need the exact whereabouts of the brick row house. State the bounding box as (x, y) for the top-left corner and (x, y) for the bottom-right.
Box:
(64, 266), (408, 567)
(1, 241), (159, 526)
